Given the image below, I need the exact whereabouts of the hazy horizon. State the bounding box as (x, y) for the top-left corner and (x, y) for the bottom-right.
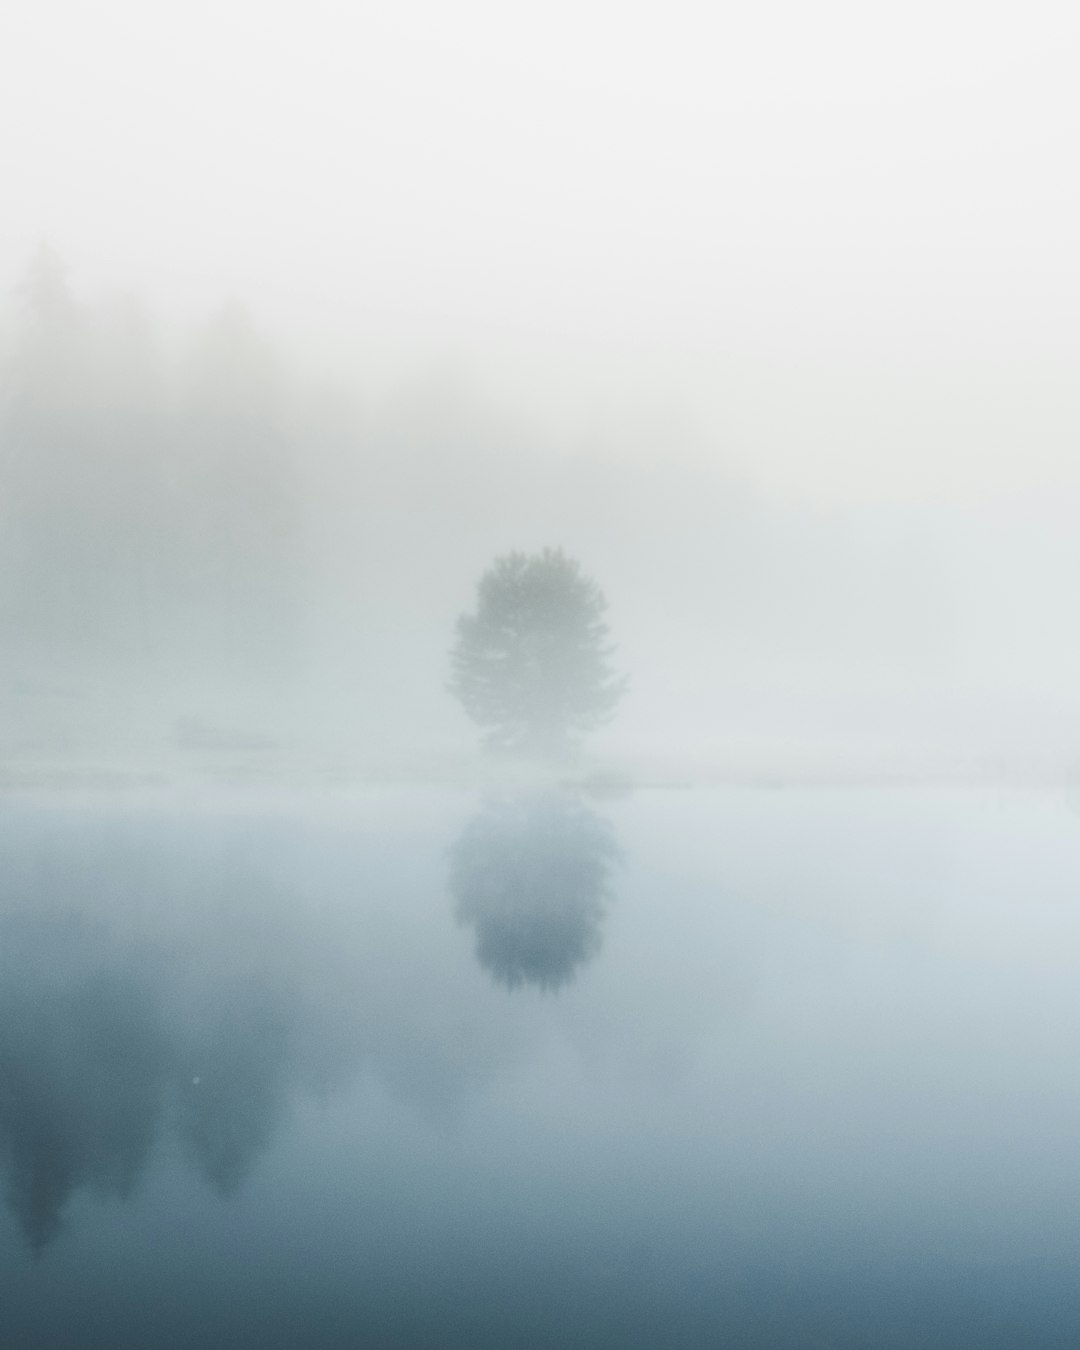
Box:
(5, 1), (1079, 506)
(2, 1), (1079, 772)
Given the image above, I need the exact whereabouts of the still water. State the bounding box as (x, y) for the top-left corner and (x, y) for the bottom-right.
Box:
(1, 783), (1079, 1348)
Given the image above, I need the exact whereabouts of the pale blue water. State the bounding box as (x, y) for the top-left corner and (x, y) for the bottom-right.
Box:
(1, 784), (1079, 1348)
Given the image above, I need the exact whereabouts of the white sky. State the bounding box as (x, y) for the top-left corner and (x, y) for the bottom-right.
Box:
(2, 0), (1079, 504)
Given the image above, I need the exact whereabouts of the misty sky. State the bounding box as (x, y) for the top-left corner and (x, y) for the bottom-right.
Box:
(4, 0), (1079, 506)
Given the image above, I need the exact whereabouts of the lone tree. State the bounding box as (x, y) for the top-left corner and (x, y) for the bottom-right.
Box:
(450, 548), (626, 756)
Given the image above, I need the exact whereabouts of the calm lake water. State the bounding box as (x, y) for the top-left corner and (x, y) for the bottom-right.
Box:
(2, 783), (1079, 1348)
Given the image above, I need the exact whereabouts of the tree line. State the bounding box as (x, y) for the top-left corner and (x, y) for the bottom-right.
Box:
(0, 246), (305, 700)
(0, 248), (637, 756)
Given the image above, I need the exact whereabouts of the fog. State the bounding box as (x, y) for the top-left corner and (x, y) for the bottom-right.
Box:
(3, 0), (1080, 781)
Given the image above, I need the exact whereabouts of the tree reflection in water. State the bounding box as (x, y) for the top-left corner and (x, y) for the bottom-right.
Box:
(0, 967), (169, 1253)
(175, 981), (297, 1197)
(0, 796), (622, 1253)
(449, 793), (619, 992)
(0, 908), (297, 1252)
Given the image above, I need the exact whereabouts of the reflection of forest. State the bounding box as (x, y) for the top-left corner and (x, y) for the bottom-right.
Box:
(0, 811), (323, 1252)
(0, 926), (296, 1252)
(0, 969), (167, 1252)
(0, 798), (622, 1252)
(449, 793), (619, 991)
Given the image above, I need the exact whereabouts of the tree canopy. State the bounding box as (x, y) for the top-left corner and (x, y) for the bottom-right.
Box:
(449, 548), (626, 756)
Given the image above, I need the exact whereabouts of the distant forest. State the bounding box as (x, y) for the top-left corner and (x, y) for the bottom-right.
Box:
(1, 247), (304, 694)
(0, 248), (952, 759)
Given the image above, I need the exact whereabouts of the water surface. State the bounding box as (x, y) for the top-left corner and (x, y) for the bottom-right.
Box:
(1, 784), (1078, 1348)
